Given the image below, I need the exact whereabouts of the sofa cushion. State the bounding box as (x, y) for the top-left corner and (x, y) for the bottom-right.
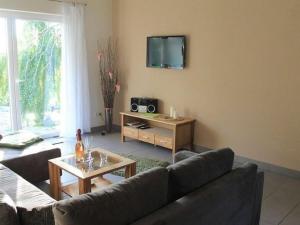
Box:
(18, 205), (55, 225)
(0, 164), (55, 210)
(167, 148), (234, 201)
(53, 167), (169, 225)
(0, 132), (43, 149)
(0, 190), (20, 225)
(174, 150), (198, 163)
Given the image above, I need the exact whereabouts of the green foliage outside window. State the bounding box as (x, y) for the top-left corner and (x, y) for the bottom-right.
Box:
(0, 56), (9, 106)
(0, 21), (61, 128)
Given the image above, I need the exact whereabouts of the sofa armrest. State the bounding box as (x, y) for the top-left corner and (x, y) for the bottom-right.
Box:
(251, 171), (264, 225)
(174, 151), (197, 163)
(1, 148), (61, 183)
(0, 190), (19, 225)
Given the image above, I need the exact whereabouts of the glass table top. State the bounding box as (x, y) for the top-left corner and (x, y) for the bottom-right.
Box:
(49, 148), (135, 179)
(61, 150), (121, 173)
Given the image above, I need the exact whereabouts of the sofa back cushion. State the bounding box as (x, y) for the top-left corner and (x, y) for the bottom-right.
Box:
(53, 167), (169, 225)
(1, 148), (61, 183)
(167, 148), (234, 201)
(0, 190), (20, 225)
(18, 205), (55, 225)
(132, 163), (258, 225)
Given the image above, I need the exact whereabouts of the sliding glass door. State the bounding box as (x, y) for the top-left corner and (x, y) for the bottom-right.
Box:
(0, 18), (11, 132)
(16, 19), (62, 135)
(0, 12), (62, 137)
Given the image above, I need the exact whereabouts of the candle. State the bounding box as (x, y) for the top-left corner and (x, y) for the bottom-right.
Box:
(170, 106), (174, 118)
(173, 109), (177, 119)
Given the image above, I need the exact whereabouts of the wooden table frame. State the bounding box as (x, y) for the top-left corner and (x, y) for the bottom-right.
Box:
(48, 148), (136, 200)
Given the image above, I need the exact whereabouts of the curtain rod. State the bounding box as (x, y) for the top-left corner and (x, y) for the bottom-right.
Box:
(48, 0), (87, 6)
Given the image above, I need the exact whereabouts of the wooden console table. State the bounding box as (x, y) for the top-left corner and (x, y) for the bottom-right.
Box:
(120, 112), (195, 155)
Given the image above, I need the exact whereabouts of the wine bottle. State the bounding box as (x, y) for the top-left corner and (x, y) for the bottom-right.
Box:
(75, 129), (85, 162)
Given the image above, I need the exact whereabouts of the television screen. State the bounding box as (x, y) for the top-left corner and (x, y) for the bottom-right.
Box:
(147, 36), (186, 69)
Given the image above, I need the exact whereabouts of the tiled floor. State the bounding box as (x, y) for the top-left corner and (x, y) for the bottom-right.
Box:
(46, 132), (300, 225)
(261, 171), (300, 225)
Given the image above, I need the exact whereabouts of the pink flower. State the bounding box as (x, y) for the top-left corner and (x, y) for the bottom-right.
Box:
(115, 84), (121, 93)
(108, 71), (113, 79)
(97, 51), (103, 61)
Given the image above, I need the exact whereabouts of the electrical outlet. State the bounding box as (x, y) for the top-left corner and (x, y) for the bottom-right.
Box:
(98, 112), (104, 122)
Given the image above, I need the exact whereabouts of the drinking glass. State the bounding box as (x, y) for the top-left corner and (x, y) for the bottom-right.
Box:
(100, 153), (108, 166)
(83, 135), (93, 162)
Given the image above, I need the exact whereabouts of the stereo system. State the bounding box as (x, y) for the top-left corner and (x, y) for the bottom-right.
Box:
(130, 97), (158, 113)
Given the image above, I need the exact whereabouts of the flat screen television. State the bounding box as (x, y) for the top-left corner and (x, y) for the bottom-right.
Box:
(146, 35), (186, 69)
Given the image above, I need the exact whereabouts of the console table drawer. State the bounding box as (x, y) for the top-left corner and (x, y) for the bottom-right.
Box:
(138, 131), (155, 144)
(155, 135), (173, 149)
(123, 127), (139, 139)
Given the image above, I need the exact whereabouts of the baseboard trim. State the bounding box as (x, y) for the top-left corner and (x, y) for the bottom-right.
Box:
(91, 125), (121, 133)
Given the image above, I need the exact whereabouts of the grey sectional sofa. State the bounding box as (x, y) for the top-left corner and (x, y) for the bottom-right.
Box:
(0, 147), (61, 225)
(0, 148), (264, 225)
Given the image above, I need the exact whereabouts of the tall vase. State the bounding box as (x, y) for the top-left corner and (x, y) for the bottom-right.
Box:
(104, 108), (113, 133)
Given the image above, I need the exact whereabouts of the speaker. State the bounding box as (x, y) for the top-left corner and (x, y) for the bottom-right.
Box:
(130, 97), (139, 112)
(130, 97), (158, 113)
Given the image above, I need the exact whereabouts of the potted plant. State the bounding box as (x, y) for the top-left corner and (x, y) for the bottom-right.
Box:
(97, 37), (120, 133)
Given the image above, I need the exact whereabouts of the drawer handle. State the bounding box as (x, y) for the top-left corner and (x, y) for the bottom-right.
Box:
(159, 140), (168, 143)
(142, 136), (149, 139)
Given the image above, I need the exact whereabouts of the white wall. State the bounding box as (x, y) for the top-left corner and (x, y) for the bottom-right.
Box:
(0, 0), (113, 128)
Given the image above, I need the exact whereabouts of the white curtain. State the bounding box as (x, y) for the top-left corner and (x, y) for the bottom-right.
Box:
(60, 3), (91, 137)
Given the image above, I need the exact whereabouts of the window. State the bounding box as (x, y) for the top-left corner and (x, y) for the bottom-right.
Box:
(0, 11), (62, 137)
(0, 18), (10, 132)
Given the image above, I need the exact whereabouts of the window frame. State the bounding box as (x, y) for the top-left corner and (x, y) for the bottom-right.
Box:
(0, 9), (63, 134)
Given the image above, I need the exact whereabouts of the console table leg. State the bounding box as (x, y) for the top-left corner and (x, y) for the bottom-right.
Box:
(190, 122), (195, 150)
(172, 147), (177, 157)
(121, 114), (125, 142)
(172, 126), (178, 156)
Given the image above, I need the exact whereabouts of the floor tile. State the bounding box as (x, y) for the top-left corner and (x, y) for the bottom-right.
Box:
(260, 219), (276, 225)
(263, 172), (290, 200)
(261, 186), (300, 224)
(280, 203), (300, 225)
(280, 177), (300, 194)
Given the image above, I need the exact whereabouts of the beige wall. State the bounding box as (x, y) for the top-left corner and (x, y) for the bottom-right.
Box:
(113, 0), (300, 171)
(0, 0), (112, 127)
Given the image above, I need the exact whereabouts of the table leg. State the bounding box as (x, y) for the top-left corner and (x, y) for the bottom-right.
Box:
(78, 178), (91, 194)
(190, 121), (195, 150)
(172, 126), (177, 156)
(125, 162), (136, 178)
(48, 162), (61, 200)
(121, 114), (125, 142)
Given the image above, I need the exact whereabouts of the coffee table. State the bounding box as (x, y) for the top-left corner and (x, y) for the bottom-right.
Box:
(48, 148), (136, 200)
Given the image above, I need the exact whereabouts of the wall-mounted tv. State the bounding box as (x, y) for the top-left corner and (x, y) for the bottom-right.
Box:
(146, 35), (186, 69)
